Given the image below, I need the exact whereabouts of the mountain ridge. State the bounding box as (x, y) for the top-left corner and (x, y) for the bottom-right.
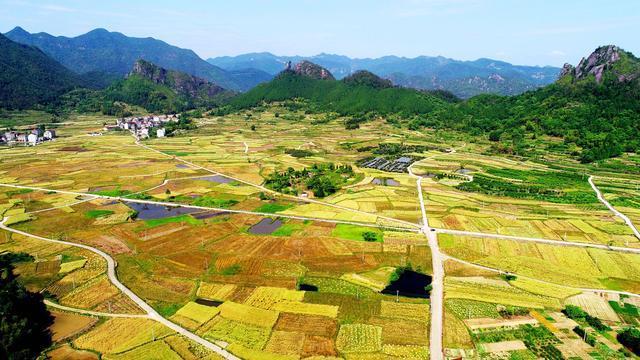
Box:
(208, 52), (561, 97)
(4, 27), (270, 92)
(0, 33), (80, 109)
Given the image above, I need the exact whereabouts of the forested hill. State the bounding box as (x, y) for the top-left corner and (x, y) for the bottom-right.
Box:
(229, 64), (451, 116)
(102, 60), (234, 114)
(428, 45), (640, 163)
(0, 33), (79, 109)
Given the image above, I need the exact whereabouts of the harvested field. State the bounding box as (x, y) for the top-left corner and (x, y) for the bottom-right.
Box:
(102, 340), (181, 360)
(368, 316), (428, 346)
(265, 330), (305, 355)
(481, 340), (527, 353)
(244, 286), (305, 309)
(73, 318), (173, 354)
(197, 282), (238, 301)
(272, 300), (339, 318)
(50, 311), (98, 342)
(47, 345), (99, 360)
(302, 335), (337, 357)
(88, 235), (131, 254)
(274, 313), (338, 337)
(565, 292), (619, 322)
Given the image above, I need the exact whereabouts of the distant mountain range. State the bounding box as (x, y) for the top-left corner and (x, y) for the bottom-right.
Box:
(4, 27), (270, 92)
(209, 52), (561, 98)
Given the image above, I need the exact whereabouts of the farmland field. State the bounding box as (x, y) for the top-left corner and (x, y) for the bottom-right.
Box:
(2, 108), (639, 359)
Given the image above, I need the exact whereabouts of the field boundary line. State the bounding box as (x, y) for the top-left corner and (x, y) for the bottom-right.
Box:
(589, 175), (640, 240)
(0, 183), (418, 232)
(44, 300), (150, 318)
(134, 139), (420, 229)
(437, 228), (640, 254)
(441, 253), (640, 298)
(0, 217), (240, 360)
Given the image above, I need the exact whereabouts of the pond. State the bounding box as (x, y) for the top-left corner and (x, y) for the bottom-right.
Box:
(197, 175), (234, 184)
(125, 202), (200, 220)
(248, 218), (283, 235)
(381, 270), (432, 298)
(298, 284), (318, 291)
(192, 211), (230, 220)
(372, 178), (400, 186)
(195, 298), (223, 307)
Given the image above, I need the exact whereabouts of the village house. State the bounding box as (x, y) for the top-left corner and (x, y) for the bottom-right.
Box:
(113, 114), (179, 139)
(1, 127), (57, 146)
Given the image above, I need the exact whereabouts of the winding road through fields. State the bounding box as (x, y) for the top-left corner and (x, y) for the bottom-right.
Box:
(0, 217), (240, 360)
(589, 175), (640, 240)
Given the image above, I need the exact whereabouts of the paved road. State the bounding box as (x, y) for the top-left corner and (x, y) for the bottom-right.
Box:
(589, 175), (640, 240)
(0, 183), (418, 233)
(437, 228), (640, 254)
(135, 140), (419, 229)
(409, 163), (444, 360)
(0, 218), (240, 360)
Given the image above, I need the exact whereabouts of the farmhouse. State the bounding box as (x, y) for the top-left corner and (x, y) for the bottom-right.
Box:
(1, 127), (56, 146)
(114, 114), (179, 139)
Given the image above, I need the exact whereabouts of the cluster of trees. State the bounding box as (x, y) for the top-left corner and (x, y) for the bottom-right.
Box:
(618, 327), (640, 355)
(264, 163), (355, 197)
(1, 252), (53, 359)
(563, 305), (610, 332)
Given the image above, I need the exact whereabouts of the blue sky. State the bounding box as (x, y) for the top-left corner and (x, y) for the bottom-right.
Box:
(2, 0), (638, 66)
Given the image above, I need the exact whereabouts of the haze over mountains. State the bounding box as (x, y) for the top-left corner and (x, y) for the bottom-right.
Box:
(4, 27), (270, 92)
(208, 52), (561, 98)
(4, 27), (561, 98)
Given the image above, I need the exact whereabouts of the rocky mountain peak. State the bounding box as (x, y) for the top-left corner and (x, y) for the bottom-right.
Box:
(293, 61), (335, 80)
(129, 59), (227, 98)
(561, 45), (624, 83)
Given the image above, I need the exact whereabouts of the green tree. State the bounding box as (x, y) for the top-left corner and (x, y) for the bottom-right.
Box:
(618, 327), (640, 355)
(362, 231), (378, 242)
(0, 253), (54, 359)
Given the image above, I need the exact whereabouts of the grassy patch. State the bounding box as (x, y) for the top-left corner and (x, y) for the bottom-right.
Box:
(332, 224), (383, 242)
(193, 196), (238, 208)
(271, 223), (303, 236)
(84, 210), (115, 219)
(143, 214), (202, 228)
(253, 203), (294, 214)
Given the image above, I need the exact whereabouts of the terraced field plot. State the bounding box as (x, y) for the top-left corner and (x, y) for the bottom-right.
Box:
(440, 234), (640, 292)
(416, 154), (638, 246)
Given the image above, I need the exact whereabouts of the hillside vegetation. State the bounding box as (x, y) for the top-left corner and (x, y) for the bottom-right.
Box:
(0, 34), (79, 109)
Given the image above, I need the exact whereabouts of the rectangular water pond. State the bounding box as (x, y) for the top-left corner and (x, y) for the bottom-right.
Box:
(248, 218), (283, 235)
(125, 202), (201, 220)
(196, 175), (234, 184)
